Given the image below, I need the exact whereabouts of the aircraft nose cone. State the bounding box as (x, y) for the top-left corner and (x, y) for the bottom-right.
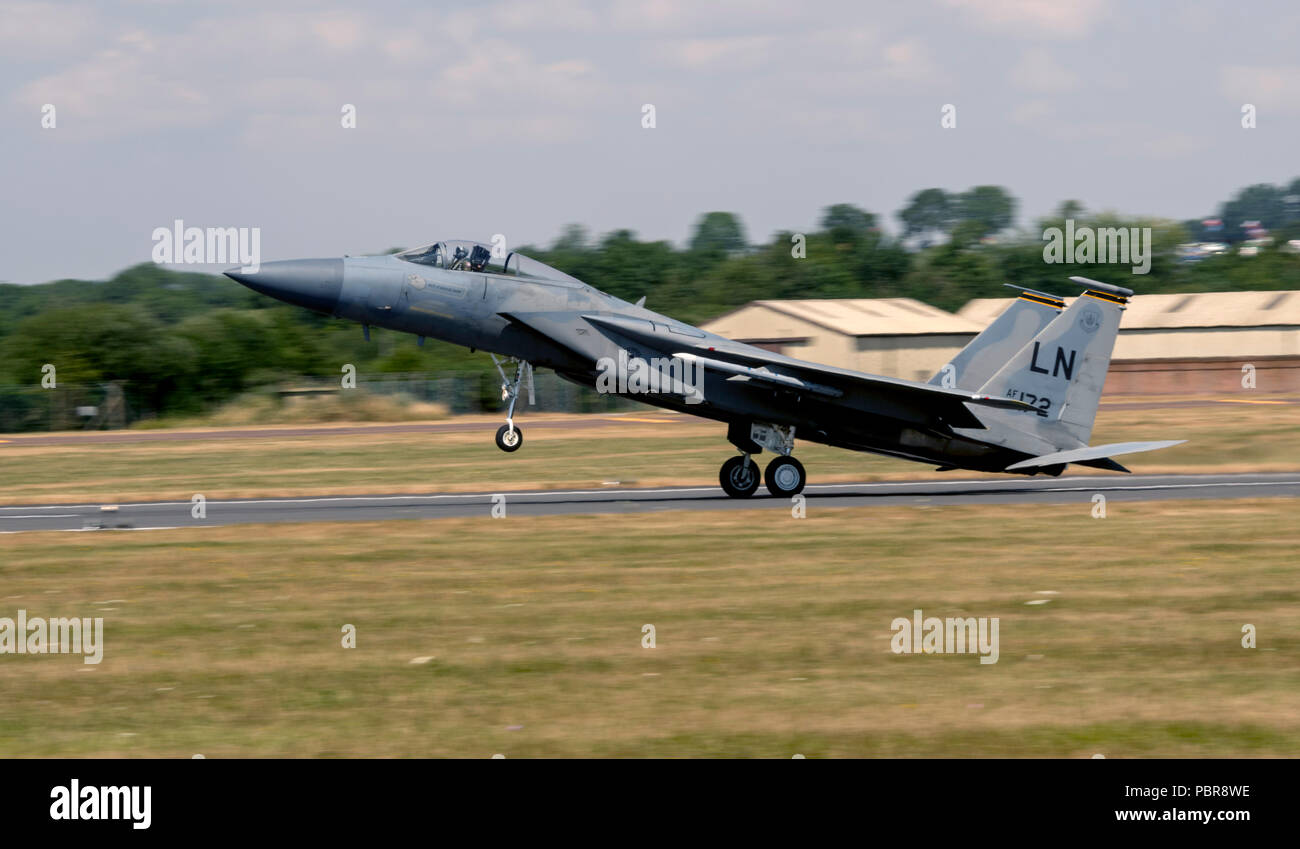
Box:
(225, 258), (343, 315)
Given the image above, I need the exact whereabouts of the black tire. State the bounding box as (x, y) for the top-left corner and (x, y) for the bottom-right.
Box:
(495, 424), (523, 452)
(719, 455), (760, 498)
(764, 456), (806, 497)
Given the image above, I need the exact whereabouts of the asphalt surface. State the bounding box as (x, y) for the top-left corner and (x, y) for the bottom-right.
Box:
(2, 473), (1297, 533)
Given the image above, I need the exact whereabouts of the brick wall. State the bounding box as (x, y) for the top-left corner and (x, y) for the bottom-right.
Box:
(1104, 356), (1300, 394)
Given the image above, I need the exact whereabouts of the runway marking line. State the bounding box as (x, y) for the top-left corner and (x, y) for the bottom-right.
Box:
(1215, 398), (1287, 405)
(606, 417), (677, 423)
(0, 514), (78, 519)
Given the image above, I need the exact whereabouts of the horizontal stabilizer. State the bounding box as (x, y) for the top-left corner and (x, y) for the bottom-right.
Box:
(1077, 456), (1131, 473)
(1004, 440), (1186, 471)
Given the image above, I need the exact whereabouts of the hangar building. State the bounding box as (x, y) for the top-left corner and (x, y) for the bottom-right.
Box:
(702, 291), (1300, 394)
(699, 298), (983, 384)
(959, 290), (1300, 393)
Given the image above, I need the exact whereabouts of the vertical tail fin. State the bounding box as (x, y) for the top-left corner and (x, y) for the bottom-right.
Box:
(971, 277), (1131, 450)
(929, 285), (1064, 390)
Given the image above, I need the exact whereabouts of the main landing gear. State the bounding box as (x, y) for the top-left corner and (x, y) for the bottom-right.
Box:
(491, 355), (534, 453)
(719, 455), (761, 498)
(764, 455), (806, 497)
(718, 422), (807, 498)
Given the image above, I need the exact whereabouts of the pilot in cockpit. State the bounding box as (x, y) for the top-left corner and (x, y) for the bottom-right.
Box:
(467, 244), (491, 272)
(448, 244), (493, 272)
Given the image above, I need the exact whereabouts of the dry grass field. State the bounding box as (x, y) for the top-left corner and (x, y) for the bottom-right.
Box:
(1, 395), (1299, 505)
(1, 499), (1295, 757)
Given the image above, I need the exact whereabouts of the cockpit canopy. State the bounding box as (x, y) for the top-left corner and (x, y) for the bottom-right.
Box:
(396, 240), (583, 286)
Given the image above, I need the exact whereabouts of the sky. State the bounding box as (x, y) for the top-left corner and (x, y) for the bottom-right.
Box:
(3, 0), (1300, 284)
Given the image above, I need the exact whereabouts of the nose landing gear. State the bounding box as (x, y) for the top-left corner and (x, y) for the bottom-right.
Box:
(491, 355), (534, 453)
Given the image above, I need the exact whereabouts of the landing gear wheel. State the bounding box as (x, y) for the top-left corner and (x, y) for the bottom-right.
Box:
(719, 455), (760, 498)
(495, 424), (523, 452)
(764, 456), (806, 497)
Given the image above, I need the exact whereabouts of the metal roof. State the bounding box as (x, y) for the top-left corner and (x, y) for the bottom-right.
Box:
(960, 290), (1300, 329)
(708, 298), (983, 337)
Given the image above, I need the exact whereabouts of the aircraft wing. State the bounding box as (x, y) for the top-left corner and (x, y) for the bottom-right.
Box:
(579, 313), (1038, 423)
(673, 350), (1037, 413)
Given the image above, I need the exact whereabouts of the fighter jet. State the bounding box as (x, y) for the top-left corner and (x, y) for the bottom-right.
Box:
(226, 240), (1182, 498)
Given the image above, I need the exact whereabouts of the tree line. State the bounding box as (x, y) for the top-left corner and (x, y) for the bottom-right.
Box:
(3, 178), (1300, 428)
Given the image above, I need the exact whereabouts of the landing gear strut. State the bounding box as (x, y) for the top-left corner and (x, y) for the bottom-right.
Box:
(491, 355), (533, 453)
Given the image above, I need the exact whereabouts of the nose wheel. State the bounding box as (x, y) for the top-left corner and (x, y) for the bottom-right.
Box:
(495, 424), (523, 452)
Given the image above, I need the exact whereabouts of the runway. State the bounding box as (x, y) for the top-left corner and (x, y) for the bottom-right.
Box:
(1, 473), (1297, 533)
